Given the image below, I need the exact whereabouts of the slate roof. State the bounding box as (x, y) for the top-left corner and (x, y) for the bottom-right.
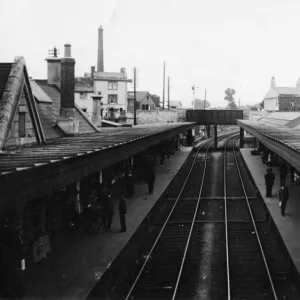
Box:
(75, 77), (94, 93)
(151, 95), (160, 107)
(0, 122), (192, 175)
(257, 112), (300, 128)
(0, 63), (12, 100)
(34, 80), (97, 139)
(238, 119), (300, 171)
(264, 87), (300, 99)
(0, 58), (45, 149)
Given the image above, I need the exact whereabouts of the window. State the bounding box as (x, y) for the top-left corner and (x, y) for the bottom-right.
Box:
(142, 104), (149, 110)
(108, 81), (118, 90)
(19, 113), (26, 137)
(79, 92), (86, 100)
(108, 94), (118, 104)
(82, 108), (87, 112)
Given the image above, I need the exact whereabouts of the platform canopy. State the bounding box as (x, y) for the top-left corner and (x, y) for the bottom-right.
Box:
(238, 119), (300, 173)
(0, 122), (194, 209)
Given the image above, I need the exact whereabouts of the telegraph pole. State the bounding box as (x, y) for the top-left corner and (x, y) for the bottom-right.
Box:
(204, 89), (207, 110)
(168, 76), (170, 109)
(133, 67), (137, 125)
(162, 61), (166, 109)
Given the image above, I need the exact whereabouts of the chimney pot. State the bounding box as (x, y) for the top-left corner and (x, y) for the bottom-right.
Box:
(64, 44), (72, 58)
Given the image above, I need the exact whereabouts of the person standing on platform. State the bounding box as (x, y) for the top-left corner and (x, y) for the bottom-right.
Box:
(264, 168), (275, 197)
(146, 167), (156, 194)
(124, 170), (134, 197)
(280, 164), (287, 186)
(118, 196), (127, 232)
(279, 184), (289, 216)
(103, 187), (114, 231)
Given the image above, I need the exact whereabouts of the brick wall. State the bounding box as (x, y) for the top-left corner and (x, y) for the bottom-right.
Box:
(126, 109), (180, 125)
(278, 95), (300, 111)
(6, 91), (37, 147)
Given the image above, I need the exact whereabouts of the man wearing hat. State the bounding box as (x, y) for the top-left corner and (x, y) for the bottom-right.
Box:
(264, 168), (275, 197)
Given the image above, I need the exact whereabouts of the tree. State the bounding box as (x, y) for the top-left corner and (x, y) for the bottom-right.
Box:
(224, 88), (237, 109)
(194, 99), (211, 109)
(259, 100), (264, 109)
(249, 105), (258, 111)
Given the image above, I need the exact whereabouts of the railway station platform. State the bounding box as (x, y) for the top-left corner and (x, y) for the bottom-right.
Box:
(240, 148), (300, 275)
(20, 146), (192, 299)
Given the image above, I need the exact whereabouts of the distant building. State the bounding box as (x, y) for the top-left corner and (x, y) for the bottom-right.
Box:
(263, 76), (300, 111)
(150, 94), (160, 108)
(0, 45), (97, 151)
(169, 100), (182, 109)
(75, 26), (131, 124)
(127, 91), (156, 111)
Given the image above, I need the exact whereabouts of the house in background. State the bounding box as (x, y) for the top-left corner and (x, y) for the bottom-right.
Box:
(0, 44), (97, 151)
(263, 76), (300, 111)
(151, 94), (160, 109)
(169, 100), (182, 109)
(75, 26), (131, 124)
(74, 74), (94, 120)
(127, 91), (156, 111)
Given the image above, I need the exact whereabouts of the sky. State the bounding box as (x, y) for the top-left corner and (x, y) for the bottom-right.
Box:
(1, 0), (300, 108)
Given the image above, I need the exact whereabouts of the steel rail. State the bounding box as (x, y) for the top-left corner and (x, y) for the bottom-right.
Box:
(124, 138), (211, 299)
(223, 134), (240, 300)
(125, 132), (237, 300)
(171, 133), (240, 299)
(124, 132), (237, 300)
(232, 138), (278, 300)
(170, 136), (217, 299)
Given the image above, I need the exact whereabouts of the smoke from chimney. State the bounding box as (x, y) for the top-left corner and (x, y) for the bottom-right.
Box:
(97, 26), (104, 72)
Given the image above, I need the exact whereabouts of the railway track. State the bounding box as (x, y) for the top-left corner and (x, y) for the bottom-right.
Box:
(87, 132), (300, 300)
(124, 133), (236, 300)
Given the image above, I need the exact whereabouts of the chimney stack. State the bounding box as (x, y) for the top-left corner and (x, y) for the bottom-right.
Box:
(271, 76), (276, 89)
(60, 43), (75, 111)
(97, 26), (104, 72)
(45, 47), (61, 85)
(57, 44), (79, 135)
(92, 95), (102, 127)
(91, 66), (95, 80)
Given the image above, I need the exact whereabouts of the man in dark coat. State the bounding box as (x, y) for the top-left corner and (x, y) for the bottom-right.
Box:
(118, 196), (127, 232)
(264, 168), (275, 197)
(146, 168), (156, 194)
(279, 185), (289, 216)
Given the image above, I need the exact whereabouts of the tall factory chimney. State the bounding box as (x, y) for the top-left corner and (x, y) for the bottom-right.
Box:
(97, 25), (104, 72)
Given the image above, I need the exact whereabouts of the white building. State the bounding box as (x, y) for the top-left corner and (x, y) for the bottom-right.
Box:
(75, 26), (131, 123)
(94, 68), (131, 119)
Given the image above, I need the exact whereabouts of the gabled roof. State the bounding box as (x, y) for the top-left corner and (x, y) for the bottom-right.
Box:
(264, 87), (300, 100)
(127, 91), (152, 103)
(0, 57), (45, 149)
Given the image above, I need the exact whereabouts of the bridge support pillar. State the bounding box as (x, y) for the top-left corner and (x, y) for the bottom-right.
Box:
(239, 128), (244, 148)
(214, 125), (218, 149)
(187, 129), (193, 146)
(206, 125), (211, 138)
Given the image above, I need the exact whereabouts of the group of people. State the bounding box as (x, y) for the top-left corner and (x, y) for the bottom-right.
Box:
(264, 167), (289, 216)
(85, 180), (128, 233)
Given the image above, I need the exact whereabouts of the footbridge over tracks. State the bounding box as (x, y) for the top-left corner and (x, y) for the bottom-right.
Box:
(186, 110), (244, 148)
